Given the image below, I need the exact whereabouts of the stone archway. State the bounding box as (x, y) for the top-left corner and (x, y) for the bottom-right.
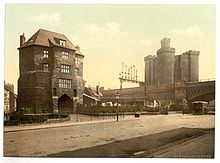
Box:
(58, 94), (73, 114)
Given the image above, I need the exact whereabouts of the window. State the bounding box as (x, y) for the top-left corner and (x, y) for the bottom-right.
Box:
(62, 51), (69, 59)
(75, 57), (78, 64)
(43, 63), (49, 72)
(43, 50), (48, 58)
(75, 68), (80, 76)
(59, 79), (72, 88)
(61, 64), (70, 73)
(75, 57), (81, 65)
(60, 40), (66, 46)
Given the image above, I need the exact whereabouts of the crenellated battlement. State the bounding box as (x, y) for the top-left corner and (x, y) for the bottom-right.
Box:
(144, 55), (156, 61)
(161, 38), (171, 48)
(182, 50), (200, 55)
(157, 47), (175, 55)
(157, 38), (175, 55)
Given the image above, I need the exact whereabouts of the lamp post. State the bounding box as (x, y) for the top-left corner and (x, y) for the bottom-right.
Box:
(115, 92), (120, 121)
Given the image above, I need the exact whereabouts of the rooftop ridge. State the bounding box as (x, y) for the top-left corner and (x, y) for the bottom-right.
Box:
(18, 29), (84, 56)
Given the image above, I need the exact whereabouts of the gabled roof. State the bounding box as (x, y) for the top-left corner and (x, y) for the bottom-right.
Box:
(83, 93), (100, 101)
(4, 84), (17, 97)
(19, 29), (83, 55)
(84, 87), (103, 97)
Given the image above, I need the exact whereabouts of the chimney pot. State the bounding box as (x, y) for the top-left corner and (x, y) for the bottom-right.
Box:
(20, 33), (26, 47)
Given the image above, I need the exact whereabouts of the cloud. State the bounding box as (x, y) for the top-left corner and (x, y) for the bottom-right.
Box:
(169, 25), (205, 38)
(106, 22), (120, 34)
(74, 22), (152, 49)
(76, 22), (120, 36)
(29, 13), (61, 25)
(72, 22), (153, 88)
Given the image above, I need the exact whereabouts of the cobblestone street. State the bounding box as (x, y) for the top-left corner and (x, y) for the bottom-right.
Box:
(4, 114), (215, 157)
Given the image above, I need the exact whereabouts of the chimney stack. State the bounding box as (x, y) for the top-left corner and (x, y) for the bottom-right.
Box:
(76, 45), (80, 51)
(20, 33), (25, 47)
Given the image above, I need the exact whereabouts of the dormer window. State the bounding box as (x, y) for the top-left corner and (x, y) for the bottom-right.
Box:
(60, 40), (66, 46)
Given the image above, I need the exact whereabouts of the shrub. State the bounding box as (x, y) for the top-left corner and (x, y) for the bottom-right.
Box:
(4, 120), (19, 126)
(169, 103), (183, 111)
(75, 105), (159, 115)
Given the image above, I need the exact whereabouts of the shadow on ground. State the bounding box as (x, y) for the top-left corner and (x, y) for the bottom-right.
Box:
(48, 127), (214, 158)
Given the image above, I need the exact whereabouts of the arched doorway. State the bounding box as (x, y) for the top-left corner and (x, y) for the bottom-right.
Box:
(58, 94), (73, 114)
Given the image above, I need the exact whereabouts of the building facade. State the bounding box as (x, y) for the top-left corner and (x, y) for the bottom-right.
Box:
(4, 82), (17, 120)
(17, 29), (84, 114)
(144, 38), (199, 86)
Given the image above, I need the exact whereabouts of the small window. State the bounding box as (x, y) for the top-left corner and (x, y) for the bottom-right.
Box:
(43, 50), (48, 58)
(75, 57), (78, 64)
(61, 64), (70, 73)
(59, 79), (72, 88)
(75, 68), (80, 76)
(43, 63), (49, 72)
(62, 51), (69, 59)
(60, 40), (66, 46)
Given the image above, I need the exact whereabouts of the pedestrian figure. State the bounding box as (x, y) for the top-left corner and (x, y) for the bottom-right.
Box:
(182, 99), (188, 115)
(164, 102), (171, 115)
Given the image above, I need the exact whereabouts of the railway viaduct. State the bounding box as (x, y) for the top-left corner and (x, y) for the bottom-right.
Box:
(100, 80), (215, 109)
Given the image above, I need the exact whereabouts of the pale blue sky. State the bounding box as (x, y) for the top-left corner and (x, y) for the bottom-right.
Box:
(4, 4), (216, 92)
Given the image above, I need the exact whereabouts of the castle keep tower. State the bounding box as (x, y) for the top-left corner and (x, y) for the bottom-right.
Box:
(144, 55), (155, 86)
(156, 38), (175, 85)
(17, 29), (84, 114)
(144, 38), (199, 86)
(174, 50), (200, 82)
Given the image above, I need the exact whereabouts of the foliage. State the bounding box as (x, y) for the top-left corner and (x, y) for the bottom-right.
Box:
(75, 105), (159, 115)
(169, 102), (183, 111)
(15, 107), (49, 115)
(5, 113), (69, 126)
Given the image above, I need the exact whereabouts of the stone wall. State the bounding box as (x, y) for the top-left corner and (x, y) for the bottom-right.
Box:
(101, 85), (175, 105)
(175, 50), (200, 82)
(156, 52), (175, 85)
(18, 44), (84, 114)
(18, 72), (51, 113)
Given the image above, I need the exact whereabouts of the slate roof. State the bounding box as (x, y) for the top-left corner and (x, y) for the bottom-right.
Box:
(84, 87), (103, 98)
(4, 83), (17, 97)
(19, 29), (82, 55)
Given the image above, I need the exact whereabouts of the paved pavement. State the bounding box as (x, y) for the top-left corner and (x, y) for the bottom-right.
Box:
(4, 114), (133, 132)
(154, 131), (214, 158)
(4, 114), (215, 157)
(48, 128), (214, 157)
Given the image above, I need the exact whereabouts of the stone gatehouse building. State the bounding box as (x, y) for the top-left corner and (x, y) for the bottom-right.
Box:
(17, 29), (84, 114)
